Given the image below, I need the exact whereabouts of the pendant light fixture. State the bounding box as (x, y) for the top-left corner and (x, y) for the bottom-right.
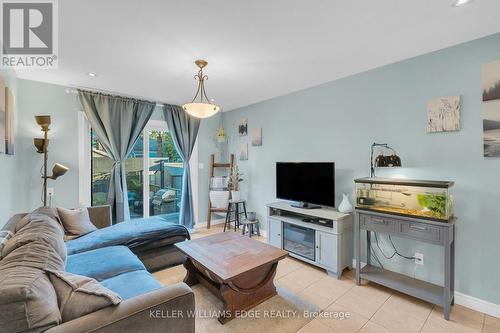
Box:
(182, 59), (220, 118)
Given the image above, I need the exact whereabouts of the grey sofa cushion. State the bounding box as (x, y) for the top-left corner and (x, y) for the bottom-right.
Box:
(66, 218), (189, 255)
(0, 230), (13, 259)
(0, 266), (61, 332)
(46, 269), (121, 322)
(57, 207), (97, 237)
(66, 246), (146, 281)
(100, 270), (162, 300)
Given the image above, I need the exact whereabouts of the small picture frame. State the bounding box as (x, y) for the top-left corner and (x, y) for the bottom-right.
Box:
(238, 118), (248, 136)
(251, 128), (262, 146)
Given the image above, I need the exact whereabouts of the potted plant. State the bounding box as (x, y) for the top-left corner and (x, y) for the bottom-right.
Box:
(230, 166), (244, 201)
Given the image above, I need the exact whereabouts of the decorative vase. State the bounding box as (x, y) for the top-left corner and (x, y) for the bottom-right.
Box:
(338, 193), (353, 213)
(231, 190), (241, 201)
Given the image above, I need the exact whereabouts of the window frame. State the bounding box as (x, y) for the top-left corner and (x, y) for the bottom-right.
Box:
(77, 113), (199, 223)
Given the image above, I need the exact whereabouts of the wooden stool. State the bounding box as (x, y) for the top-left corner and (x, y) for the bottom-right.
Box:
(224, 200), (247, 232)
(241, 219), (260, 238)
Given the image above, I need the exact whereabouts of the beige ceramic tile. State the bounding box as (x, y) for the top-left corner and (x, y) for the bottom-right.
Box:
(153, 264), (186, 286)
(319, 302), (370, 332)
(287, 265), (327, 285)
(483, 315), (500, 333)
(297, 318), (332, 333)
(276, 273), (311, 294)
(341, 267), (356, 281)
(360, 321), (393, 333)
(335, 283), (392, 318)
(297, 274), (354, 310)
(275, 257), (306, 280)
(421, 305), (484, 333)
(371, 293), (433, 333)
(297, 287), (335, 311)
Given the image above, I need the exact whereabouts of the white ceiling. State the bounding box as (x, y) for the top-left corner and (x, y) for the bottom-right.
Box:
(15, 0), (500, 111)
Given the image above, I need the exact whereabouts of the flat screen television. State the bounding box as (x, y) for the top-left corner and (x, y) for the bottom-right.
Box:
(276, 162), (335, 208)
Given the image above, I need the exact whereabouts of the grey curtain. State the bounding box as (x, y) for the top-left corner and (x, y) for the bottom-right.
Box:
(163, 105), (200, 229)
(78, 90), (155, 222)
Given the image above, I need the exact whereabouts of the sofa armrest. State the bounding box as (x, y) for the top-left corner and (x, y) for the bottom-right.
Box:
(87, 205), (112, 229)
(45, 283), (194, 333)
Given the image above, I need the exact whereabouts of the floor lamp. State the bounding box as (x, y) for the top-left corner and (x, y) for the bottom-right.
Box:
(34, 115), (69, 206)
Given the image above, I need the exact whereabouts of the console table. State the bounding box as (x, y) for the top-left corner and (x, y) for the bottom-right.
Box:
(266, 202), (352, 278)
(355, 208), (456, 320)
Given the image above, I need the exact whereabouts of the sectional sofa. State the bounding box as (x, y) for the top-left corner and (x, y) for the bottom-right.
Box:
(0, 206), (195, 333)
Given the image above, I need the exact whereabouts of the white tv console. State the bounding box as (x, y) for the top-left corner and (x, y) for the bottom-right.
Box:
(266, 202), (353, 279)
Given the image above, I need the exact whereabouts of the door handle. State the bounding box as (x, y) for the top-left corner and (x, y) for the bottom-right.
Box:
(409, 224), (429, 232)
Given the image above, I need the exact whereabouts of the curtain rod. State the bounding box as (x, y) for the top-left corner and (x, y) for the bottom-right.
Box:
(65, 87), (168, 107)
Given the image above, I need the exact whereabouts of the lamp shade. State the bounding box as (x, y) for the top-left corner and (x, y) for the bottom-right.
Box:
(35, 115), (51, 129)
(34, 138), (48, 153)
(51, 163), (69, 179)
(375, 154), (402, 168)
(182, 102), (220, 119)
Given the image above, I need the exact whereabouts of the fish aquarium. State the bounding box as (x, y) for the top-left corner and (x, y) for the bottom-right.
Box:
(354, 178), (454, 222)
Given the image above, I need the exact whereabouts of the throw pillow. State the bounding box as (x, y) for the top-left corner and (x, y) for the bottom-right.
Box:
(57, 207), (97, 236)
(46, 269), (122, 322)
(0, 230), (13, 259)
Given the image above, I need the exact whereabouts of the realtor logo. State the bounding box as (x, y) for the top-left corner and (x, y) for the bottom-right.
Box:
(1, 0), (58, 68)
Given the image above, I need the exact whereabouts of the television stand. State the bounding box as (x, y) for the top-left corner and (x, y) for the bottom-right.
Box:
(290, 202), (320, 209)
(266, 201), (352, 279)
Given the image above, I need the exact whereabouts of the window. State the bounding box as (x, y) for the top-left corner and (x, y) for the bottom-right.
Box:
(88, 120), (187, 223)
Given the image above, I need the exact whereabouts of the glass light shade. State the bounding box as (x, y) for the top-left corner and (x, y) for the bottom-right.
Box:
(51, 163), (69, 179)
(182, 102), (220, 119)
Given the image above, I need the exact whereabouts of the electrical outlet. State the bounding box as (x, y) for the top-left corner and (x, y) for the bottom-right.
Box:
(47, 188), (55, 197)
(199, 163), (204, 169)
(415, 252), (424, 266)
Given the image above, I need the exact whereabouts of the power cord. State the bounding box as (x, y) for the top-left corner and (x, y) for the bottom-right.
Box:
(373, 232), (416, 261)
(388, 234), (416, 260)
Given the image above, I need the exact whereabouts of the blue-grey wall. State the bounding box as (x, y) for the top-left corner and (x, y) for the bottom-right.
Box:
(16, 79), (81, 212)
(198, 32), (500, 305)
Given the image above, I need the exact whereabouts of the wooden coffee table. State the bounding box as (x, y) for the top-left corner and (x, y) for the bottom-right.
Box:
(175, 232), (288, 323)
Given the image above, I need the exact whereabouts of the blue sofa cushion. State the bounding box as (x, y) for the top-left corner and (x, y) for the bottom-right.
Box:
(100, 270), (162, 300)
(66, 218), (189, 256)
(66, 246), (145, 281)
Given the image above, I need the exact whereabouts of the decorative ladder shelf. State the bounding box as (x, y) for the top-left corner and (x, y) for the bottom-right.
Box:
(206, 153), (235, 229)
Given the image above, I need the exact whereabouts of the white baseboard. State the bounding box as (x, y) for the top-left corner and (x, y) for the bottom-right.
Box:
(351, 260), (500, 319)
(194, 218), (225, 228)
(455, 292), (500, 319)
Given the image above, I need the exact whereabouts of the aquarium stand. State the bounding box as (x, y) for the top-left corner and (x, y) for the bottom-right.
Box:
(354, 209), (456, 320)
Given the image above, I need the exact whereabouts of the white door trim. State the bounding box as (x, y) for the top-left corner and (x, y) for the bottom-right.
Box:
(77, 111), (91, 207)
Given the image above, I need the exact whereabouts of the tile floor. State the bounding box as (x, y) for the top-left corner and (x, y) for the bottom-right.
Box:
(153, 223), (500, 333)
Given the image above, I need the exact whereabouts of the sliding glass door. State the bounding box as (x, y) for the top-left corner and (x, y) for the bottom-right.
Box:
(145, 126), (183, 222)
(90, 120), (183, 222)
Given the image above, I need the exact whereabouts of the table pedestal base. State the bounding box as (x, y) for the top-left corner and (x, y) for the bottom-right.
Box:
(183, 258), (278, 324)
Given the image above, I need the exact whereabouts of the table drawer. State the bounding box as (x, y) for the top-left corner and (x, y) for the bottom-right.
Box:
(360, 215), (397, 234)
(399, 222), (441, 244)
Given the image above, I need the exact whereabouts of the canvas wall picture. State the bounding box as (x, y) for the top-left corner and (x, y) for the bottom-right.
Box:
(238, 118), (248, 136)
(483, 60), (500, 157)
(5, 87), (14, 155)
(0, 80), (5, 154)
(239, 143), (248, 160)
(426, 96), (460, 133)
(251, 128), (262, 146)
